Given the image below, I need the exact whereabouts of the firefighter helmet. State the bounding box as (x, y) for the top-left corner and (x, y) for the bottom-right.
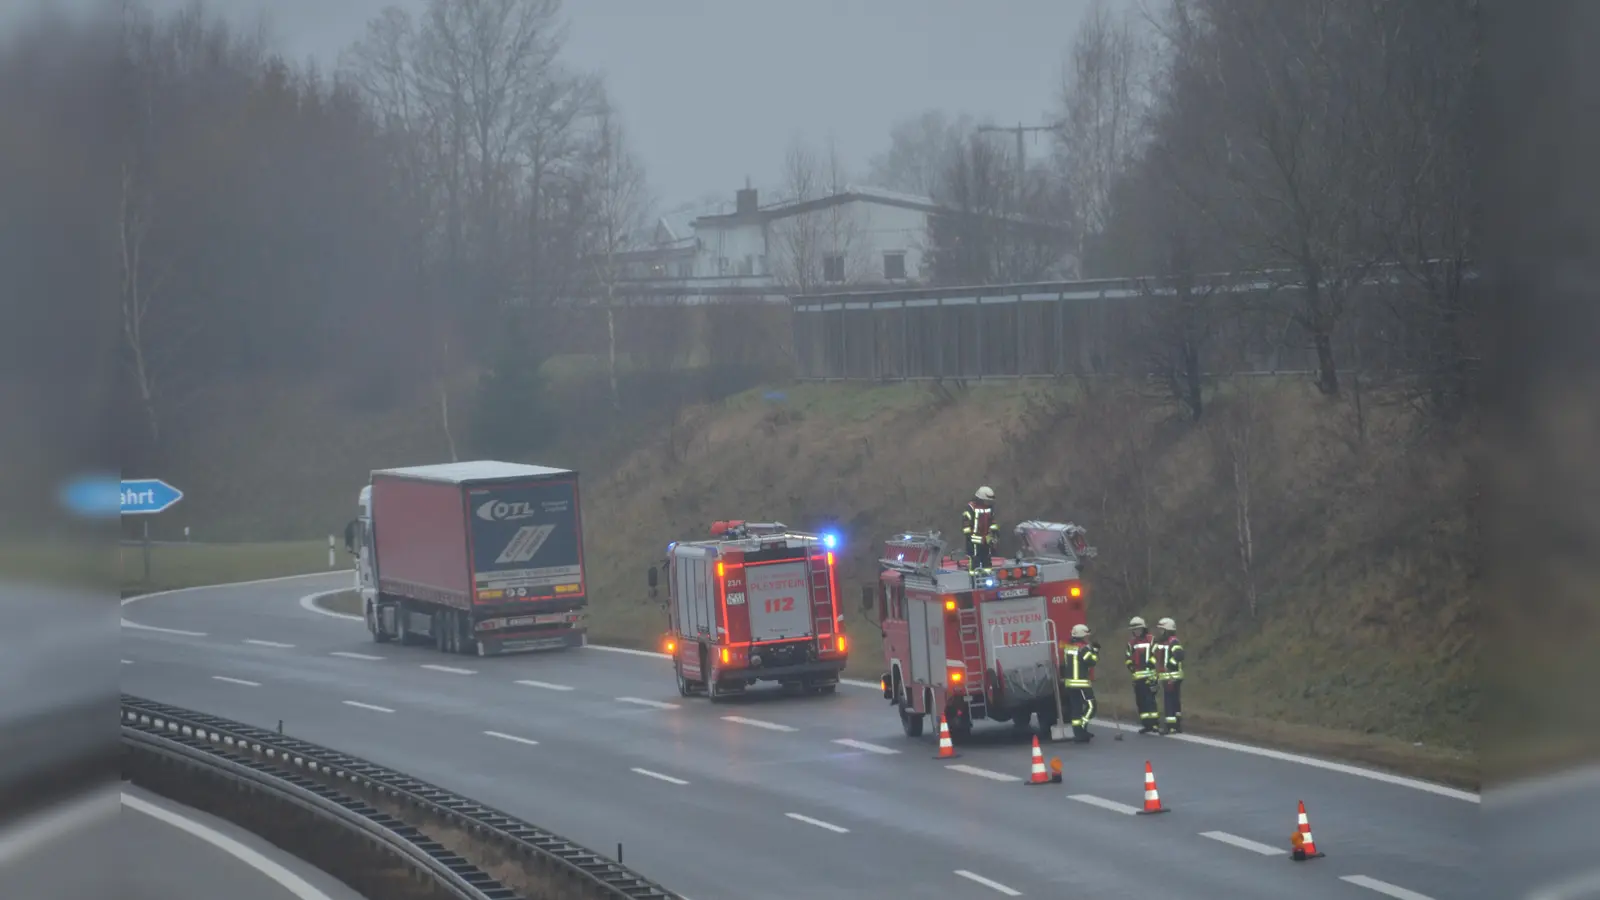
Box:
(1070, 624), (1090, 639)
(1157, 617), (1176, 631)
(975, 486), (995, 501)
(1128, 616), (1146, 629)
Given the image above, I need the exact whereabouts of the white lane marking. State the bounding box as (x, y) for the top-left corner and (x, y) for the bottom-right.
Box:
(1068, 794), (1139, 816)
(300, 589), (363, 621)
(515, 679), (575, 692)
(1340, 875), (1436, 900)
(616, 697), (679, 709)
(839, 678), (882, 689)
(121, 570), (342, 607)
(585, 644), (667, 659)
(120, 620), (207, 637)
(121, 659), (133, 665)
(341, 700), (394, 713)
(955, 869), (1022, 896)
(833, 738), (899, 755)
(244, 639), (295, 648)
(947, 764), (1022, 783)
(421, 664), (476, 675)
(1525, 868), (1600, 900)
(721, 715), (798, 732)
(631, 768), (689, 785)
(330, 651), (383, 660)
(123, 791), (336, 900)
(785, 812), (849, 834)
(0, 786), (117, 866)
(484, 731), (540, 747)
(1200, 830), (1281, 856)
(211, 676), (261, 687)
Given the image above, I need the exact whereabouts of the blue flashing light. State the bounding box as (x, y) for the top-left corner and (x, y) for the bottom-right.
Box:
(820, 532), (839, 550)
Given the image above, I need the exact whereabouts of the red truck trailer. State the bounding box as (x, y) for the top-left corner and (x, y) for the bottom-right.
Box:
(649, 520), (847, 701)
(872, 520), (1097, 741)
(356, 461), (588, 656)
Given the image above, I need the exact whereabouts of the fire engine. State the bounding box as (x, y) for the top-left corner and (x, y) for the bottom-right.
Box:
(649, 520), (848, 701)
(872, 520), (1097, 741)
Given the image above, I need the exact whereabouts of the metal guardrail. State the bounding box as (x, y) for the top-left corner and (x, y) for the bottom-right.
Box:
(121, 695), (679, 900)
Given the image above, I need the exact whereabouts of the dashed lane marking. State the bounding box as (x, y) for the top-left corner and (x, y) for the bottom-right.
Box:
(1199, 830), (1281, 856)
(832, 738), (899, 755)
(341, 700), (394, 713)
(631, 768), (689, 786)
(330, 651), (383, 660)
(421, 664), (476, 675)
(721, 715), (798, 732)
(1339, 875), (1437, 900)
(954, 869), (1022, 896)
(211, 676), (261, 687)
(121, 620), (207, 637)
(121, 659), (133, 665)
(785, 813), (849, 834)
(616, 697), (679, 710)
(1067, 794), (1140, 816)
(515, 679), (575, 692)
(484, 731), (540, 747)
(243, 639), (295, 648)
(946, 764), (1022, 783)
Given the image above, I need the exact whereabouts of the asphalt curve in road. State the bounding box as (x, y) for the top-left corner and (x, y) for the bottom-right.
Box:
(122, 572), (1486, 900)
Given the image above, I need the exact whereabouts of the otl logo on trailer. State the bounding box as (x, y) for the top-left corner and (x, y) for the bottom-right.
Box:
(477, 500), (539, 521)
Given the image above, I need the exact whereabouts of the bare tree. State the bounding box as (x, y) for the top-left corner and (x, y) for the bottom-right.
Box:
(582, 106), (653, 410)
(118, 162), (163, 446)
(769, 137), (869, 293)
(925, 133), (1071, 285)
(867, 109), (975, 196)
(1055, 0), (1148, 267)
(1208, 378), (1267, 618)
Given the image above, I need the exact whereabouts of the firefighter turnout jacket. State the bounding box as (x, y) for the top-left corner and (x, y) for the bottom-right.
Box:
(1154, 633), (1185, 682)
(1126, 629), (1156, 681)
(962, 499), (998, 548)
(1061, 639), (1099, 687)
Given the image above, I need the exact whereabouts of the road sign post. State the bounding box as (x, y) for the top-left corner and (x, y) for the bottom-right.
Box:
(123, 479), (184, 588)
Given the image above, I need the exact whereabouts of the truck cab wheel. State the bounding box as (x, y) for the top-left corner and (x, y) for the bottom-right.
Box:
(899, 704), (924, 737)
(367, 601), (392, 643)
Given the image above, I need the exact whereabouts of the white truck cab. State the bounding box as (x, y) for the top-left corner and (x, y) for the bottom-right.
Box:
(343, 485), (377, 609)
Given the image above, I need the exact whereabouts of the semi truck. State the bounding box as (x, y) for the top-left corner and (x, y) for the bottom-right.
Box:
(344, 461), (589, 656)
(649, 520), (847, 701)
(870, 520), (1096, 741)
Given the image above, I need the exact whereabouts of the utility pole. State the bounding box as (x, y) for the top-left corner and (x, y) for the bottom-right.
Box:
(975, 121), (1065, 210)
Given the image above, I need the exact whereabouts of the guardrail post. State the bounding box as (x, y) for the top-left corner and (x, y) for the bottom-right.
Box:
(328, 534), (336, 568)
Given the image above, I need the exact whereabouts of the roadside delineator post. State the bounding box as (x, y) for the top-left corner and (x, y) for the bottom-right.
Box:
(1136, 760), (1169, 815)
(1290, 800), (1325, 860)
(934, 714), (959, 759)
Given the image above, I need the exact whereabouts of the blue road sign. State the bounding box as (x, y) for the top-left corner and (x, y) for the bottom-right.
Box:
(57, 473), (121, 519)
(121, 478), (184, 516)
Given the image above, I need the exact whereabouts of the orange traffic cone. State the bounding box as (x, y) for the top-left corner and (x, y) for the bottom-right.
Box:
(1136, 761), (1169, 815)
(933, 714), (959, 759)
(1025, 736), (1051, 785)
(1290, 800), (1325, 860)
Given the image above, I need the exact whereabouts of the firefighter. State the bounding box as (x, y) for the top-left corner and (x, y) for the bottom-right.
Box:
(1153, 616), (1185, 734)
(1125, 616), (1160, 734)
(962, 486), (999, 574)
(1060, 623), (1100, 742)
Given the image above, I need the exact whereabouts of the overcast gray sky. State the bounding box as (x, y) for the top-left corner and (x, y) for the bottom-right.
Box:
(6, 0), (1104, 207)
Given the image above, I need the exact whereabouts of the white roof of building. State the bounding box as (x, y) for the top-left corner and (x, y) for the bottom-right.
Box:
(372, 461), (574, 484)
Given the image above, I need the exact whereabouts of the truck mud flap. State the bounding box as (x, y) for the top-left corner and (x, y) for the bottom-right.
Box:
(477, 629), (587, 656)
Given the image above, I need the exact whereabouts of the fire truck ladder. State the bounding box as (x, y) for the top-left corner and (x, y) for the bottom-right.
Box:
(808, 549), (835, 642)
(956, 604), (987, 720)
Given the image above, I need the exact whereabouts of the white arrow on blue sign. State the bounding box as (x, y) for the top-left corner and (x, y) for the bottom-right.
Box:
(121, 478), (184, 516)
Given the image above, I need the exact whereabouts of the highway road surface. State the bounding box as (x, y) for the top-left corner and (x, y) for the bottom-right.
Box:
(121, 572), (1492, 900)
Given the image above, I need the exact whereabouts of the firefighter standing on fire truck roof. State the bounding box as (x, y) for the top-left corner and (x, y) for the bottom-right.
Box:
(1126, 616), (1161, 734)
(1060, 623), (1100, 742)
(963, 486), (999, 574)
(1153, 617), (1185, 734)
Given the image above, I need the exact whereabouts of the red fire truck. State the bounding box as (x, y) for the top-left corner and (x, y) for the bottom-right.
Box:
(872, 520), (1097, 741)
(650, 520), (848, 701)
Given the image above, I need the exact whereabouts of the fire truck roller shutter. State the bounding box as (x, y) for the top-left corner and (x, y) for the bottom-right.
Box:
(744, 559), (814, 642)
(982, 595), (1056, 704)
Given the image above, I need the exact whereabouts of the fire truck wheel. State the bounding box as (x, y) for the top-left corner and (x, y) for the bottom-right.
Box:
(1012, 713), (1034, 732)
(674, 666), (701, 697)
(706, 676), (723, 703)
